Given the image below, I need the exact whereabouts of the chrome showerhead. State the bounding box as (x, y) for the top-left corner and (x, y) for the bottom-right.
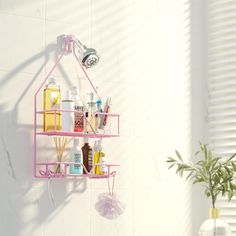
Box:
(81, 47), (99, 68)
(76, 40), (99, 68)
(60, 35), (100, 68)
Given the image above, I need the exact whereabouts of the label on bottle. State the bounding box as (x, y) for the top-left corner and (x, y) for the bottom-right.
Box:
(100, 156), (107, 174)
(62, 101), (74, 132)
(50, 92), (60, 109)
(74, 105), (84, 131)
(88, 149), (93, 169)
(74, 153), (82, 172)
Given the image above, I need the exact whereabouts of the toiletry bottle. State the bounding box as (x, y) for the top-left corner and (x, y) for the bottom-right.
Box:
(82, 137), (93, 174)
(98, 139), (107, 174)
(43, 77), (61, 131)
(93, 141), (99, 174)
(103, 97), (112, 134)
(70, 138), (83, 174)
(94, 139), (106, 175)
(96, 98), (102, 132)
(61, 90), (74, 132)
(86, 93), (97, 133)
(103, 97), (111, 127)
(71, 86), (84, 132)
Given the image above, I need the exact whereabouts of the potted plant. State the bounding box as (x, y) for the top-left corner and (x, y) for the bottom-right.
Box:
(167, 143), (236, 236)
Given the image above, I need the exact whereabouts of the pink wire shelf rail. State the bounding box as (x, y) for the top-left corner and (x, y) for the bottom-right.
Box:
(36, 109), (120, 138)
(36, 162), (119, 179)
(33, 35), (120, 179)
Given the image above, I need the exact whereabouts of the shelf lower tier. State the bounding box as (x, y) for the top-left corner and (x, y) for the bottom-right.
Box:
(35, 162), (119, 179)
(36, 131), (119, 138)
(36, 172), (116, 179)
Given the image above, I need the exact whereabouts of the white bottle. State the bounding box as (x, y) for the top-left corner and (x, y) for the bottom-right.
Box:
(71, 86), (84, 132)
(70, 138), (83, 174)
(62, 90), (74, 132)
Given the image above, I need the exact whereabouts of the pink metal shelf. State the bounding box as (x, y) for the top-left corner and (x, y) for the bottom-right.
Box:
(36, 109), (120, 138)
(36, 110), (120, 117)
(36, 131), (119, 138)
(33, 35), (120, 179)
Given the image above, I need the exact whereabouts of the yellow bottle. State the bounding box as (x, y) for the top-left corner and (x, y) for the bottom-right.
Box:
(43, 77), (61, 131)
(93, 140), (106, 175)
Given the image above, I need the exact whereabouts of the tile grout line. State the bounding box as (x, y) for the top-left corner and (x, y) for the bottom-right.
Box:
(0, 10), (45, 21)
(42, 1), (46, 236)
(89, 179), (92, 236)
(0, 68), (40, 76)
(44, 0), (47, 78)
(132, 130), (135, 236)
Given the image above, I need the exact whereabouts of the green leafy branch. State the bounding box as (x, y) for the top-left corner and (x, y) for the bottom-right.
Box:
(167, 143), (236, 208)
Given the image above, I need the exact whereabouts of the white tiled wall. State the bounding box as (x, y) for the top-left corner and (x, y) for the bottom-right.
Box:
(0, 0), (200, 235)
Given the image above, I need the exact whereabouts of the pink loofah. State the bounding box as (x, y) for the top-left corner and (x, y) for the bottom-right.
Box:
(95, 192), (126, 220)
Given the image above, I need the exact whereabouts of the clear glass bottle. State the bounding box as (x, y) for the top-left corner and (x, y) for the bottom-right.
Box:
(43, 77), (61, 131)
(86, 93), (97, 133)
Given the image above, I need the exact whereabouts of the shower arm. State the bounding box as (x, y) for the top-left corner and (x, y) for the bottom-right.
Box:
(61, 35), (82, 55)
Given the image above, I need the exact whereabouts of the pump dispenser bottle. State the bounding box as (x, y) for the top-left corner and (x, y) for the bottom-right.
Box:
(93, 139), (106, 175)
(61, 90), (74, 132)
(82, 137), (93, 174)
(43, 77), (61, 131)
(71, 86), (84, 132)
(70, 138), (83, 174)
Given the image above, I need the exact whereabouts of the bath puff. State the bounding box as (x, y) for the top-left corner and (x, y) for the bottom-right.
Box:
(95, 192), (125, 220)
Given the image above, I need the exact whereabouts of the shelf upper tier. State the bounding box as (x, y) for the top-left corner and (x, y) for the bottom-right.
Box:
(36, 109), (120, 138)
(36, 131), (119, 138)
(36, 110), (119, 117)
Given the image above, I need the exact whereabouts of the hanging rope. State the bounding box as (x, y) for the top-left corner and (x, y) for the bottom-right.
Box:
(107, 175), (115, 196)
(95, 175), (125, 220)
(48, 176), (55, 208)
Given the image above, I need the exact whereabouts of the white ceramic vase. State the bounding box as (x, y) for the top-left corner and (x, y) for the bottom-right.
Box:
(199, 208), (231, 236)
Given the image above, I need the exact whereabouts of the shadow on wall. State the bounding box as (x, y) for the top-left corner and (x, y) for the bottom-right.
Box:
(0, 40), (87, 235)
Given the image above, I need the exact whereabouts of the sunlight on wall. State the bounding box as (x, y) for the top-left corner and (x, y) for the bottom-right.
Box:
(132, 0), (192, 235)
